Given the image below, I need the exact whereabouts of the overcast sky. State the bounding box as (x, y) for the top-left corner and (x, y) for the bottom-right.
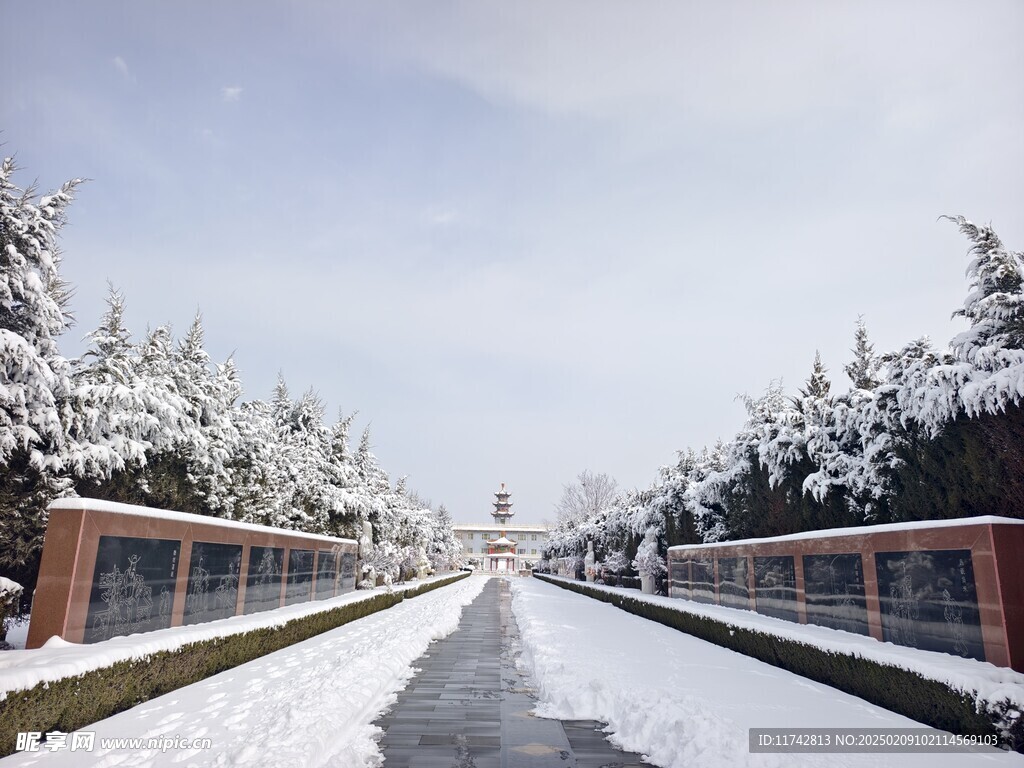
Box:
(2, 1), (1022, 525)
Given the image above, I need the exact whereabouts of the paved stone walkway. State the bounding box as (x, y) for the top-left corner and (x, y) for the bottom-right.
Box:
(375, 577), (646, 768)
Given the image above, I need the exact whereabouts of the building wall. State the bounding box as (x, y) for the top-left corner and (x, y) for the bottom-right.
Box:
(453, 525), (550, 568)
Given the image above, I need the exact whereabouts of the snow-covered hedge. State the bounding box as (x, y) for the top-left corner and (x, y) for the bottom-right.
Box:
(535, 573), (1024, 753)
(0, 571), (469, 758)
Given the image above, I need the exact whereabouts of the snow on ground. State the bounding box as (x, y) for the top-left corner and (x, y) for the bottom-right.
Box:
(0, 574), (487, 768)
(0, 573), (462, 697)
(540, 573), (1024, 712)
(539, 575), (1024, 710)
(511, 576), (1024, 768)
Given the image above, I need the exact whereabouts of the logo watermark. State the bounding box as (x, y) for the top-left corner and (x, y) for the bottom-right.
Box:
(16, 731), (212, 754)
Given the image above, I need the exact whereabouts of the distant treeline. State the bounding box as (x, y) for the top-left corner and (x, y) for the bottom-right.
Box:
(0, 156), (463, 599)
(543, 217), (1024, 583)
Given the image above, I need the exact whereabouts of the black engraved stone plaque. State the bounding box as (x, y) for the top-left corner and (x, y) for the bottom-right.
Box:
(754, 555), (798, 623)
(85, 535), (179, 643)
(875, 549), (985, 662)
(314, 550), (338, 600)
(691, 555), (716, 604)
(184, 542), (242, 625)
(802, 553), (868, 635)
(669, 557), (691, 599)
(717, 557), (749, 610)
(244, 546), (284, 614)
(339, 552), (357, 593)
(285, 549), (315, 606)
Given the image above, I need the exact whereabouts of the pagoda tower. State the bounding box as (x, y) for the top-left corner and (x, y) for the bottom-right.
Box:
(492, 482), (513, 525)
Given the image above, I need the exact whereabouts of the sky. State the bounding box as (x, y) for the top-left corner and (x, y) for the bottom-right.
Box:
(1, 1), (1022, 526)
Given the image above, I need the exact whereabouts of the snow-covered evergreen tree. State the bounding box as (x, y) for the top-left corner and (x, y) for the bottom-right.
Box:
(845, 316), (881, 391)
(0, 159), (79, 589)
(64, 287), (167, 483)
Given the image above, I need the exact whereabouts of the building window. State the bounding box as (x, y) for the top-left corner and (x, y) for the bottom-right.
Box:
(517, 549), (524, 555)
(530, 549), (537, 555)
(531, 534), (537, 540)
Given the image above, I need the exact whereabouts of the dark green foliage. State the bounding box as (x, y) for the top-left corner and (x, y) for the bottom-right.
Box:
(535, 574), (1021, 752)
(891, 403), (1024, 523)
(0, 454), (64, 610)
(73, 454), (209, 518)
(720, 450), (861, 542)
(0, 572), (468, 757)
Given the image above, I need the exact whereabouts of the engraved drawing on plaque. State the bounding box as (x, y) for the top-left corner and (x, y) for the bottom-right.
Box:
(339, 552), (357, 592)
(85, 536), (179, 643)
(669, 558), (691, 599)
(875, 549), (984, 661)
(244, 546), (284, 614)
(184, 542), (242, 625)
(691, 555), (715, 604)
(802, 553), (868, 635)
(717, 557), (749, 610)
(753, 555), (798, 623)
(315, 549), (338, 600)
(285, 549), (315, 606)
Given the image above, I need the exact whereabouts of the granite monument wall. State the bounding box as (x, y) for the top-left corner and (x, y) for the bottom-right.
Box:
(667, 516), (1024, 671)
(26, 499), (358, 649)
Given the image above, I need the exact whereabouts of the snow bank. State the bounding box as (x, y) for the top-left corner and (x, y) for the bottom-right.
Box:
(0, 573), (462, 699)
(0, 573), (487, 767)
(511, 577), (1023, 768)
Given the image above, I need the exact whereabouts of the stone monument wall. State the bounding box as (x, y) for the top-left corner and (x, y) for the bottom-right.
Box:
(26, 499), (358, 649)
(667, 516), (1024, 671)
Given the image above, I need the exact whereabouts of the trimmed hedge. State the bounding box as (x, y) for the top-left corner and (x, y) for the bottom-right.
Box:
(0, 572), (469, 757)
(534, 573), (1023, 753)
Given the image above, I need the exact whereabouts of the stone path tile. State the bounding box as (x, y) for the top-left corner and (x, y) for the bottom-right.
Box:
(374, 577), (647, 768)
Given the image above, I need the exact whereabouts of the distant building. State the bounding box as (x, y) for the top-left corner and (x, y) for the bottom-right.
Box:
(454, 483), (550, 572)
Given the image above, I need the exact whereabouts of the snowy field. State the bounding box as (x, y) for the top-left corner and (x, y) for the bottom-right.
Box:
(511, 576), (1024, 768)
(0, 575), (487, 768)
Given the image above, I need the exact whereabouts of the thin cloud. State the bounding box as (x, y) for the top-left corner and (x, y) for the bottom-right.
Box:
(112, 56), (134, 83)
(221, 86), (243, 103)
(423, 206), (460, 227)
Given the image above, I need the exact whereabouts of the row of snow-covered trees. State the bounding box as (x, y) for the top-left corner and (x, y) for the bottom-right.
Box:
(0, 157), (463, 598)
(544, 218), (1024, 588)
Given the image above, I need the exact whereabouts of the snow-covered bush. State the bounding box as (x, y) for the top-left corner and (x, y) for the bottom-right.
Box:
(632, 529), (666, 579)
(0, 576), (23, 647)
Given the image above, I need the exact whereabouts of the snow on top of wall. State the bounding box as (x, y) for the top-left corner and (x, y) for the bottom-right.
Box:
(49, 497), (357, 545)
(668, 515), (1024, 551)
(0, 573), (461, 699)
(542, 575), (1024, 709)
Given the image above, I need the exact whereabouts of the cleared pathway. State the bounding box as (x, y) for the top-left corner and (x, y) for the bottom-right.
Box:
(375, 576), (644, 768)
